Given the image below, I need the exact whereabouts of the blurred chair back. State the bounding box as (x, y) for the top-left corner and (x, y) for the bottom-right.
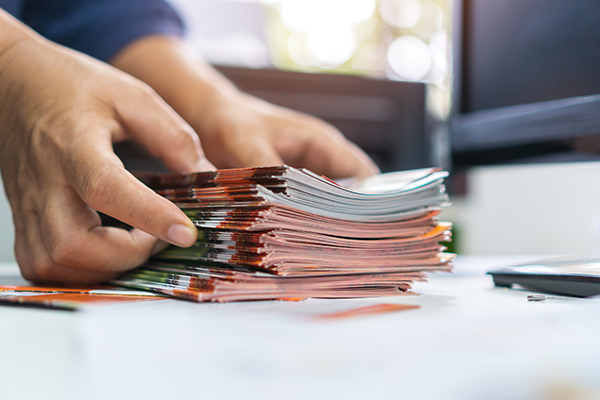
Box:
(217, 66), (427, 172)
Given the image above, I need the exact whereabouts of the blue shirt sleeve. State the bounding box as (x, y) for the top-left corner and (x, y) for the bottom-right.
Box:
(0, 0), (23, 16)
(19, 0), (185, 62)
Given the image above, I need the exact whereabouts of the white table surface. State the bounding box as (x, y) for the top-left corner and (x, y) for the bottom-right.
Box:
(2, 256), (600, 400)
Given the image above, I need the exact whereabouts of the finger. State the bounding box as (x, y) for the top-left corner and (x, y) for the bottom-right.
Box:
(223, 132), (285, 168)
(63, 137), (198, 248)
(18, 207), (120, 284)
(276, 122), (380, 178)
(38, 185), (161, 271)
(114, 85), (215, 173)
(152, 240), (170, 255)
(323, 138), (380, 178)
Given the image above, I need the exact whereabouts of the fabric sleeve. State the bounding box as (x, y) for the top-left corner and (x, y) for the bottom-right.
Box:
(20, 0), (185, 62)
(0, 0), (24, 16)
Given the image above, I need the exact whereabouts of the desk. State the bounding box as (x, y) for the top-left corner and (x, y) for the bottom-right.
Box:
(2, 256), (600, 400)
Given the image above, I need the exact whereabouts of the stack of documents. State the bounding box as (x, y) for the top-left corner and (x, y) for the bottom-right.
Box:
(113, 166), (454, 302)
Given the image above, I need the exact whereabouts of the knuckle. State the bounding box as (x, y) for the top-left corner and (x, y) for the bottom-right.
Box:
(79, 164), (117, 208)
(31, 259), (58, 281)
(168, 124), (197, 148)
(47, 239), (75, 266)
(159, 126), (199, 163)
(122, 84), (162, 111)
(19, 268), (37, 282)
(15, 244), (37, 282)
(131, 84), (159, 103)
(14, 233), (57, 281)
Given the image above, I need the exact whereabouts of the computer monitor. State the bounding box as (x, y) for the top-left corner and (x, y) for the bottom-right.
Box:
(451, 0), (600, 168)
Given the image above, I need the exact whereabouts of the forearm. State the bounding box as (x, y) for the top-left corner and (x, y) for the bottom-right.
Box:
(110, 34), (379, 177)
(109, 36), (238, 131)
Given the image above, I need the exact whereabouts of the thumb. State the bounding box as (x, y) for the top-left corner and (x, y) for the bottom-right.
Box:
(114, 85), (215, 173)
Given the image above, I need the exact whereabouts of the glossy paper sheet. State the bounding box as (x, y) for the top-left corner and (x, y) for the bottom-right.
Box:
(115, 166), (454, 302)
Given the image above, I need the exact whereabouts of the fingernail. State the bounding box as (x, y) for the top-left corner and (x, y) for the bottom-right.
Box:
(167, 224), (197, 247)
(151, 240), (170, 255)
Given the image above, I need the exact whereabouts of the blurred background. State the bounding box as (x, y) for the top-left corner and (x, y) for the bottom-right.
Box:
(167, 0), (451, 175)
(1, 0), (600, 263)
(169, 0), (451, 121)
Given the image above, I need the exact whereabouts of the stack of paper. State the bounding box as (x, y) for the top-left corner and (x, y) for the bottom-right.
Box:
(112, 166), (454, 302)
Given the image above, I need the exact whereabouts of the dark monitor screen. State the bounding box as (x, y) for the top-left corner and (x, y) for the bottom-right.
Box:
(451, 0), (600, 167)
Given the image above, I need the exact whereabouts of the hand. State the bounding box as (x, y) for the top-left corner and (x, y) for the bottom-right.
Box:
(110, 36), (379, 179)
(192, 91), (380, 179)
(0, 14), (213, 284)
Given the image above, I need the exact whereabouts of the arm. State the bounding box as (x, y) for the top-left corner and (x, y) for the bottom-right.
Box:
(109, 36), (380, 179)
(0, 9), (212, 284)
